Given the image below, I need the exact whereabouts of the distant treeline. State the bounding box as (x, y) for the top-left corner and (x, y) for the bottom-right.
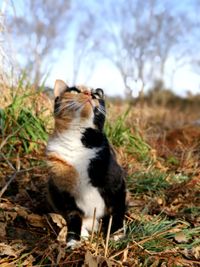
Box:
(108, 80), (200, 111)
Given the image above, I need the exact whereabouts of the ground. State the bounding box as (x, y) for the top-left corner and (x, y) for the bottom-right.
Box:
(0, 86), (200, 266)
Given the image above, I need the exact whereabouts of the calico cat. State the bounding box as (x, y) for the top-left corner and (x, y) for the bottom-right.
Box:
(46, 80), (126, 247)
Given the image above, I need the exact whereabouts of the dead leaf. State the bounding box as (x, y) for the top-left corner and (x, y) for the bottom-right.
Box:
(84, 251), (98, 267)
(57, 226), (67, 243)
(160, 263), (167, 267)
(27, 213), (45, 228)
(174, 231), (188, 243)
(16, 207), (28, 218)
(122, 246), (128, 262)
(84, 251), (113, 267)
(0, 222), (6, 238)
(0, 243), (17, 257)
(49, 213), (66, 228)
(21, 255), (35, 266)
(192, 245), (200, 259)
(56, 244), (67, 263)
(0, 263), (16, 267)
(156, 197), (163, 205)
(4, 211), (17, 221)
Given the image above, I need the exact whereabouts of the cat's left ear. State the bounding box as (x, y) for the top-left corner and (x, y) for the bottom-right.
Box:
(54, 80), (68, 98)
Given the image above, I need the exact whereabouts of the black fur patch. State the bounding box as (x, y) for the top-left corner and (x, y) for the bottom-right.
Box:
(54, 96), (60, 114)
(91, 151), (126, 234)
(82, 128), (126, 234)
(48, 178), (83, 241)
(67, 86), (80, 93)
(93, 99), (105, 131)
(81, 128), (107, 148)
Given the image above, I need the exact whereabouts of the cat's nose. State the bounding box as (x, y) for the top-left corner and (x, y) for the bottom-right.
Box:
(83, 90), (91, 96)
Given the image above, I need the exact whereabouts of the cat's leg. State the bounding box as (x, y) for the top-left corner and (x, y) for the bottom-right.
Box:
(111, 190), (126, 241)
(102, 207), (125, 235)
(102, 184), (126, 238)
(112, 200), (126, 237)
(65, 210), (82, 248)
(102, 208), (125, 243)
(48, 178), (83, 247)
(81, 217), (99, 239)
(111, 208), (125, 233)
(111, 210), (126, 241)
(102, 213), (123, 232)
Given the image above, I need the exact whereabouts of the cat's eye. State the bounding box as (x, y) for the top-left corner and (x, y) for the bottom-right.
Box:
(93, 88), (104, 99)
(68, 87), (80, 94)
(70, 90), (78, 95)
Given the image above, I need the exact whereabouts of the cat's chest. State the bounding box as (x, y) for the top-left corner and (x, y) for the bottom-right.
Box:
(47, 129), (99, 170)
(47, 129), (106, 218)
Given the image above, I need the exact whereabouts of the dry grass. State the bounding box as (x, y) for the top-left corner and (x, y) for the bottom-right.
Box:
(0, 82), (200, 266)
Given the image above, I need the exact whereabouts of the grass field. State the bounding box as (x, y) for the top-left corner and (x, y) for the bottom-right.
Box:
(0, 82), (200, 266)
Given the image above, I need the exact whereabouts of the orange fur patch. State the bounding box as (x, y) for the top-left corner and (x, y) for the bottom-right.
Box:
(80, 101), (92, 119)
(54, 116), (72, 133)
(47, 153), (78, 195)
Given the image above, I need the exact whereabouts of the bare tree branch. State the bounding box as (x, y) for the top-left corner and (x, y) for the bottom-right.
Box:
(7, 0), (71, 86)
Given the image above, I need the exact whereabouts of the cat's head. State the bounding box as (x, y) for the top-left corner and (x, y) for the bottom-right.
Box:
(53, 80), (106, 131)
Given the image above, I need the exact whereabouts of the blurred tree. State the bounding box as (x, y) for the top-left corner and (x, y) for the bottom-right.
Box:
(187, 0), (200, 80)
(81, 0), (190, 98)
(0, 1), (8, 83)
(5, 0), (197, 95)
(147, 79), (176, 106)
(0, 0), (14, 85)
(70, 8), (100, 84)
(8, 0), (71, 86)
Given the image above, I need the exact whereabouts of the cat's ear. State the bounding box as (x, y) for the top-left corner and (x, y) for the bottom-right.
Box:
(54, 80), (68, 98)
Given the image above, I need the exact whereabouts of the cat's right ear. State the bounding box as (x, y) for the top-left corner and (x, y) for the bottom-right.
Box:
(54, 80), (68, 98)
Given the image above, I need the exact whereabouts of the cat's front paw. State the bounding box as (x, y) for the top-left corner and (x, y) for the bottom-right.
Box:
(112, 232), (125, 241)
(81, 226), (90, 240)
(112, 226), (126, 241)
(66, 239), (81, 249)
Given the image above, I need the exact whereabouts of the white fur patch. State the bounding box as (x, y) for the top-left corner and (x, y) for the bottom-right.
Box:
(81, 217), (99, 240)
(112, 222), (126, 241)
(81, 217), (99, 236)
(81, 226), (90, 239)
(66, 239), (81, 249)
(47, 116), (106, 220)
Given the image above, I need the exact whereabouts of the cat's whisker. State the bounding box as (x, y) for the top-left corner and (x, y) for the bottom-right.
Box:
(55, 101), (82, 114)
(99, 106), (105, 111)
(98, 106), (106, 113)
(97, 107), (106, 117)
(66, 103), (80, 111)
(62, 101), (77, 107)
(54, 102), (74, 115)
(54, 104), (73, 115)
(98, 104), (106, 111)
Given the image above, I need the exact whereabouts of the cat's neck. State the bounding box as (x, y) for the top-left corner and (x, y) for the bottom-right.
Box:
(54, 115), (95, 134)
